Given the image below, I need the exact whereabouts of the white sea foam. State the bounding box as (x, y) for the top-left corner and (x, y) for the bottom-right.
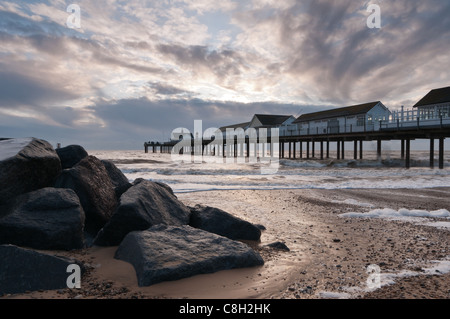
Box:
(340, 208), (450, 219)
(330, 198), (375, 207)
(319, 257), (450, 299)
(89, 150), (450, 193)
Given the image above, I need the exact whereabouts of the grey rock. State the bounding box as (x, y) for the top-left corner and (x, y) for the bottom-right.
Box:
(56, 145), (88, 169)
(265, 241), (290, 251)
(0, 188), (85, 250)
(93, 179), (191, 246)
(54, 155), (118, 235)
(101, 160), (132, 198)
(133, 178), (175, 196)
(0, 245), (84, 295)
(255, 224), (266, 231)
(189, 204), (262, 241)
(115, 225), (264, 286)
(0, 138), (61, 205)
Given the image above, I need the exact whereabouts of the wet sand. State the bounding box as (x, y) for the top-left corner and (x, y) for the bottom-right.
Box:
(2, 187), (449, 299)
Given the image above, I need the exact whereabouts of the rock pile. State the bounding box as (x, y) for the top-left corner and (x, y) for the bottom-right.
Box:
(0, 138), (264, 294)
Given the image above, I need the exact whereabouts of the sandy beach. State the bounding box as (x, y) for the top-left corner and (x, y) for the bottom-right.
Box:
(3, 187), (449, 300)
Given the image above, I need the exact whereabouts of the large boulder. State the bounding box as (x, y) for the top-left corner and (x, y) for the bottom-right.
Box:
(0, 245), (84, 295)
(56, 145), (88, 169)
(101, 159), (132, 199)
(189, 204), (262, 241)
(93, 179), (191, 246)
(0, 188), (85, 250)
(0, 138), (61, 205)
(115, 225), (264, 286)
(54, 155), (118, 235)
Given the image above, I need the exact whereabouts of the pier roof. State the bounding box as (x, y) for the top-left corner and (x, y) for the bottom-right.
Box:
(219, 122), (250, 132)
(413, 86), (450, 108)
(294, 101), (382, 123)
(252, 114), (293, 126)
(246, 114), (295, 130)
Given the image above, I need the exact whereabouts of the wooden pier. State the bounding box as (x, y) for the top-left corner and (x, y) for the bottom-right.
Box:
(277, 124), (449, 169)
(144, 141), (177, 154)
(145, 123), (449, 169)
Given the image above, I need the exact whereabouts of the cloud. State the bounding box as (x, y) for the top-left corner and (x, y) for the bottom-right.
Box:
(0, 67), (79, 108)
(157, 44), (246, 79)
(1, 1), (450, 149)
(230, 0), (450, 104)
(1, 94), (322, 149)
(148, 82), (193, 97)
(90, 96), (321, 133)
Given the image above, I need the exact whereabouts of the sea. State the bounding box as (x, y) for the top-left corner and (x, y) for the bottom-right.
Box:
(90, 150), (450, 194)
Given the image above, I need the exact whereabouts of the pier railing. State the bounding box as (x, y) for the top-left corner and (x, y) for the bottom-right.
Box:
(278, 109), (450, 137)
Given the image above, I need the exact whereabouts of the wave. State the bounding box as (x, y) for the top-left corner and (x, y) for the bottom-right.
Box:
(90, 150), (450, 193)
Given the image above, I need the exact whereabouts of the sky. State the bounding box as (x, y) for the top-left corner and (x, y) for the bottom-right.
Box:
(0, 0), (449, 150)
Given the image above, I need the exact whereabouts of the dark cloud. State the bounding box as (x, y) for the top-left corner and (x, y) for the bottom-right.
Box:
(234, 0), (450, 103)
(149, 82), (192, 96)
(0, 10), (164, 75)
(90, 96), (323, 138)
(0, 68), (79, 108)
(157, 43), (246, 80)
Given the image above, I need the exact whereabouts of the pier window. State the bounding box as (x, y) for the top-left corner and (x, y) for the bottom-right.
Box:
(357, 116), (365, 126)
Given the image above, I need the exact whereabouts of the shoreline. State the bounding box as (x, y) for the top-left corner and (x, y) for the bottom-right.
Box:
(2, 187), (449, 299)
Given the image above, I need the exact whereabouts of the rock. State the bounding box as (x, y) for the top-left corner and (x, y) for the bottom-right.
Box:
(56, 145), (88, 169)
(265, 241), (290, 252)
(54, 155), (118, 235)
(255, 224), (266, 231)
(93, 179), (191, 246)
(0, 188), (85, 250)
(115, 225), (264, 286)
(0, 138), (61, 205)
(133, 178), (175, 196)
(189, 204), (262, 241)
(0, 245), (84, 295)
(101, 160), (132, 198)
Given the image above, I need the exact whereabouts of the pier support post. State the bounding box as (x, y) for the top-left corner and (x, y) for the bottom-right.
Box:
(312, 140), (315, 158)
(337, 141), (341, 160)
(270, 140), (274, 158)
(401, 139), (405, 159)
(359, 140), (363, 159)
(289, 142), (292, 159)
(405, 138), (411, 169)
(341, 140), (345, 159)
(354, 140), (358, 160)
(430, 138), (435, 168)
(300, 142), (303, 159)
(439, 137), (445, 169)
(320, 141), (324, 160)
(326, 140), (330, 159)
(144, 143), (148, 153)
(377, 139), (382, 160)
(293, 142), (296, 159)
(306, 141), (310, 159)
